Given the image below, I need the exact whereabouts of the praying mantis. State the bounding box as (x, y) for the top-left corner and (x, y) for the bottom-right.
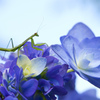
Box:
(0, 32), (46, 58)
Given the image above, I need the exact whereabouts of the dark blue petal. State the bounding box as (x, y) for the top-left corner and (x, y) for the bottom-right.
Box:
(50, 75), (63, 86)
(9, 58), (17, 76)
(39, 79), (50, 92)
(4, 96), (18, 100)
(46, 56), (59, 68)
(63, 72), (76, 91)
(51, 86), (67, 95)
(33, 94), (43, 100)
(58, 64), (68, 77)
(21, 79), (38, 97)
(0, 86), (9, 97)
(23, 42), (37, 57)
(66, 22), (95, 42)
(2, 79), (8, 88)
(13, 65), (23, 89)
(0, 71), (2, 84)
(43, 47), (50, 57)
(46, 65), (62, 78)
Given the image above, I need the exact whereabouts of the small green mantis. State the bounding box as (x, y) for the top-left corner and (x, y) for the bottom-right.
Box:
(0, 32), (46, 57)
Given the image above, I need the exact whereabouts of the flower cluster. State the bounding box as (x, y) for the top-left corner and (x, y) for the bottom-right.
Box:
(0, 42), (74, 100)
(0, 22), (100, 100)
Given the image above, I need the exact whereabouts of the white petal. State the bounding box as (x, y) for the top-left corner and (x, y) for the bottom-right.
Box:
(17, 54), (31, 69)
(31, 57), (47, 76)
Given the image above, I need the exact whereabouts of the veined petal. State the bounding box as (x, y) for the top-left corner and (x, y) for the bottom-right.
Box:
(60, 35), (66, 42)
(80, 37), (100, 49)
(80, 65), (100, 78)
(17, 54), (31, 69)
(67, 22), (95, 42)
(31, 57), (47, 77)
(51, 45), (69, 64)
(78, 48), (100, 63)
(62, 36), (81, 61)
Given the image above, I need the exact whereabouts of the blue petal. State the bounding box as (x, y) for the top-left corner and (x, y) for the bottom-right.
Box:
(13, 65), (23, 89)
(58, 64), (68, 77)
(39, 79), (50, 92)
(23, 42), (37, 57)
(51, 86), (67, 95)
(80, 37), (100, 49)
(67, 22), (95, 42)
(0, 71), (2, 84)
(51, 45), (69, 64)
(43, 47), (50, 57)
(9, 58), (17, 76)
(4, 96), (18, 100)
(80, 65), (100, 78)
(61, 36), (81, 61)
(0, 86), (9, 97)
(46, 56), (59, 68)
(21, 79), (38, 97)
(49, 75), (64, 86)
(46, 65), (62, 78)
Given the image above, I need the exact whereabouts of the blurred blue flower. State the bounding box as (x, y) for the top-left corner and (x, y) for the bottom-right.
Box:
(51, 22), (100, 88)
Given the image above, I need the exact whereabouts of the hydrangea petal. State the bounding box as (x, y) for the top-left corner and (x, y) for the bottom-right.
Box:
(51, 86), (67, 95)
(0, 86), (9, 97)
(21, 79), (38, 97)
(17, 54), (31, 69)
(46, 65), (62, 78)
(61, 36), (81, 61)
(51, 45), (69, 64)
(39, 79), (50, 92)
(31, 57), (47, 76)
(67, 22), (95, 42)
(4, 96), (18, 100)
(80, 65), (100, 78)
(50, 75), (63, 86)
(80, 37), (100, 49)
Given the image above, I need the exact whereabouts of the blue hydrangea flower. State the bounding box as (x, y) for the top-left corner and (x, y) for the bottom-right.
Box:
(51, 22), (100, 88)
(0, 41), (71, 100)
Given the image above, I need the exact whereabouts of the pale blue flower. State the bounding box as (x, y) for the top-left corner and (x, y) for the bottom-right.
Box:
(51, 22), (100, 88)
